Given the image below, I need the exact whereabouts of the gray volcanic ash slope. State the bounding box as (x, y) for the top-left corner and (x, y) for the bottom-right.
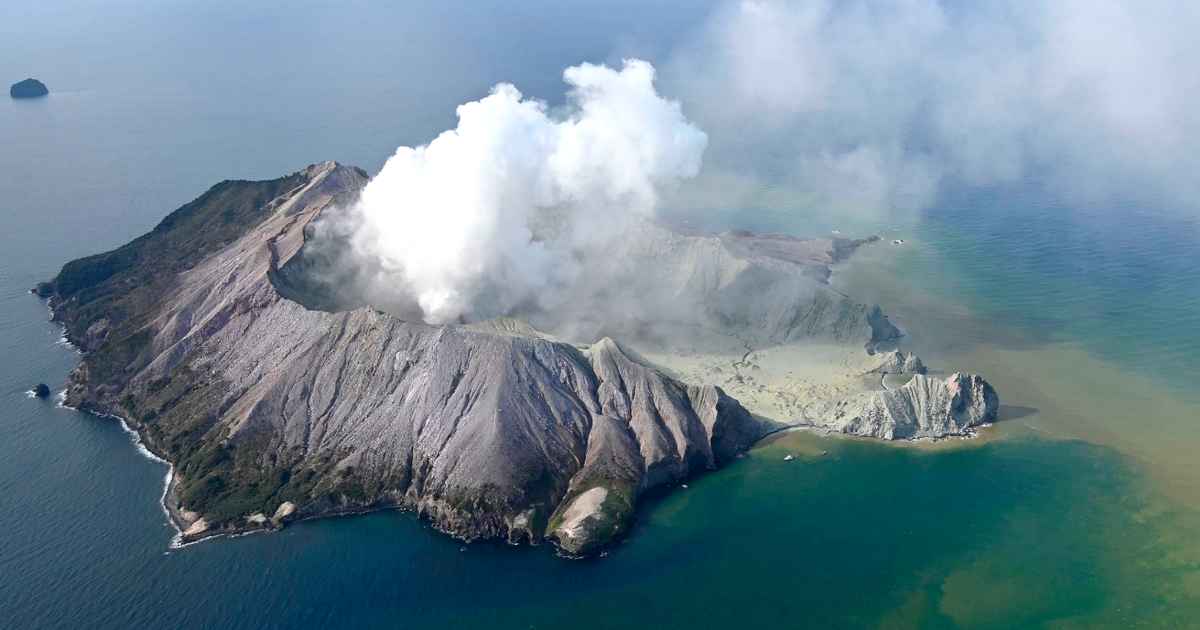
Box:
(37, 162), (995, 554)
(39, 163), (770, 553)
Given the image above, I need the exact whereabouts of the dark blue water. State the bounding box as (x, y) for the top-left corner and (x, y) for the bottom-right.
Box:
(3, 2), (1199, 627)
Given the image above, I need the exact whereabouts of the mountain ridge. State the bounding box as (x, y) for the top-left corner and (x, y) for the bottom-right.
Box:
(38, 161), (995, 555)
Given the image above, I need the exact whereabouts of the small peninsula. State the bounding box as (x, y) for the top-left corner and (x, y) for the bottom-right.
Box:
(36, 162), (998, 556)
(10, 78), (49, 99)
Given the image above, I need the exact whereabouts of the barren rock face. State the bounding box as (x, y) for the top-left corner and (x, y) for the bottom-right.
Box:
(866, 350), (927, 375)
(802, 373), (999, 440)
(41, 162), (776, 554)
(41, 160), (993, 554)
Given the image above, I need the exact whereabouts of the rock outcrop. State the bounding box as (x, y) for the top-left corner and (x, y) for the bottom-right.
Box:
(865, 350), (927, 375)
(10, 78), (48, 99)
(33, 383), (51, 398)
(801, 373), (998, 440)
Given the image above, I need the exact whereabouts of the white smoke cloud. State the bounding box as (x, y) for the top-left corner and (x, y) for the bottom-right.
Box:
(662, 0), (1200, 220)
(326, 1), (1200, 331)
(350, 59), (706, 324)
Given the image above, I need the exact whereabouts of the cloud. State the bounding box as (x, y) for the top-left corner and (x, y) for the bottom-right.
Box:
(662, 0), (1200, 220)
(348, 59), (707, 324)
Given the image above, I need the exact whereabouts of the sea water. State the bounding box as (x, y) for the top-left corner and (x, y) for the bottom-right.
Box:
(3, 2), (1198, 627)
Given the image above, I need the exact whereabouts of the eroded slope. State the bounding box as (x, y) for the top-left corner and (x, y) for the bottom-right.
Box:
(41, 162), (770, 553)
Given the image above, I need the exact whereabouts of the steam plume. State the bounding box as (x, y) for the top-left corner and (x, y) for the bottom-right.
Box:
(350, 59), (706, 324)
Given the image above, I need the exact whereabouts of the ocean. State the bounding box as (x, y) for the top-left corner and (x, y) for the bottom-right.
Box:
(3, 2), (1198, 628)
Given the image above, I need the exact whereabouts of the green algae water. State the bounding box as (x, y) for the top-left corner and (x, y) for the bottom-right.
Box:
(4, 2), (1200, 628)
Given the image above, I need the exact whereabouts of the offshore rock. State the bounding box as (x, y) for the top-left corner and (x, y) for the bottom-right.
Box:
(10, 78), (49, 99)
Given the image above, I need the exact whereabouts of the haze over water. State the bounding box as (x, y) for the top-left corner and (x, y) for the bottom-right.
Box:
(3, 2), (1198, 627)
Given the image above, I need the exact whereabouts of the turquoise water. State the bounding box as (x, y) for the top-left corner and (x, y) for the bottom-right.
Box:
(2, 417), (1185, 628)
(2, 315), (1186, 629)
(3, 2), (1200, 628)
(917, 185), (1200, 395)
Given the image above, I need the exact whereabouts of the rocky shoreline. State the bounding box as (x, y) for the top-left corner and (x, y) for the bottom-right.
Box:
(49, 300), (564, 551)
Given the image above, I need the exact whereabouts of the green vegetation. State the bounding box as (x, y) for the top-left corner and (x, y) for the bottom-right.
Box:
(41, 171), (309, 526)
(547, 480), (636, 555)
(172, 429), (301, 524)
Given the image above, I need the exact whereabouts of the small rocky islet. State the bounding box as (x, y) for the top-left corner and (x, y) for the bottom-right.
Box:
(10, 78), (49, 99)
(35, 162), (998, 556)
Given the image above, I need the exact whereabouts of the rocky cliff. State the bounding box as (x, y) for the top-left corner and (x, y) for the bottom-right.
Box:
(38, 162), (774, 554)
(865, 350), (927, 375)
(800, 372), (998, 440)
(38, 161), (994, 554)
